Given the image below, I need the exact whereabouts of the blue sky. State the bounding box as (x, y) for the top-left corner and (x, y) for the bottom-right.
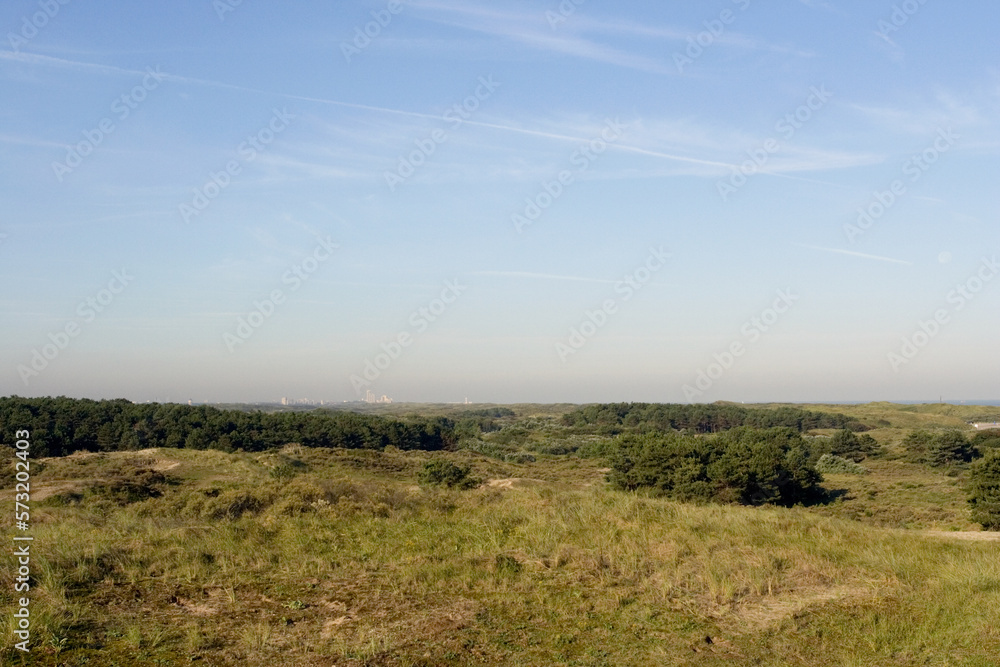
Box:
(1, 0), (998, 404)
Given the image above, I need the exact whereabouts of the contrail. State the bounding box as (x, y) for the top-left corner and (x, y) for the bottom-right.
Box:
(795, 243), (913, 265)
(1, 49), (862, 179)
(471, 271), (617, 284)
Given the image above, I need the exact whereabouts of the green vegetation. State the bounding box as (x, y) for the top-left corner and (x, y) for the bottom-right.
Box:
(969, 450), (1000, 530)
(562, 402), (869, 434)
(418, 459), (480, 489)
(2, 399), (1000, 665)
(0, 396), (457, 456)
(608, 427), (822, 506)
(813, 429), (882, 462)
(903, 429), (977, 467)
(815, 454), (868, 476)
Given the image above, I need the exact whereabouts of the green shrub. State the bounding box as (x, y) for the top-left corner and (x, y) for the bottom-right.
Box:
(51, 467), (171, 507)
(930, 431), (974, 466)
(418, 460), (480, 489)
(609, 427), (823, 506)
(816, 454), (868, 476)
(576, 439), (616, 459)
(207, 489), (270, 519)
(972, 430), (1000, 458)
(969, 450), (1000, 530)
(903, 430), (932, 463)
(460, 439), (514, 461)
(904, 430), (974, 467)
(814, 430), (882, 462)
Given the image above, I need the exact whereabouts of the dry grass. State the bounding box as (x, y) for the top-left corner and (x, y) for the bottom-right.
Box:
(2, 423), (999, 665)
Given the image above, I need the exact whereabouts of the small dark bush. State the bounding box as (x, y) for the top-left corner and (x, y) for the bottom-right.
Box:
(494, 554), (523, 576)
(814, 429), (882, 462)
(419, 460), (480, 489)
(92, 468), (170, 505)
(816, 454), (868, 476)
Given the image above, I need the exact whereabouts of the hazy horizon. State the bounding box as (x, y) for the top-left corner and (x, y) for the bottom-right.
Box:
(2, 1), (998, 404)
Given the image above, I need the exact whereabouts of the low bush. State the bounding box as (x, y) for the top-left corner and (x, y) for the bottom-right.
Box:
(813, 429), (882, 462)
(816, 454), (868, 476)
(419, 460), (480, 490)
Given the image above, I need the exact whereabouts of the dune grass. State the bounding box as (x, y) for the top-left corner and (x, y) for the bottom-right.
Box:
(1, 440), (998, 665)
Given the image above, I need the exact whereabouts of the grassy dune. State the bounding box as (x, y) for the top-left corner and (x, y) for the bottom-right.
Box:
(3, 436), (999, 666)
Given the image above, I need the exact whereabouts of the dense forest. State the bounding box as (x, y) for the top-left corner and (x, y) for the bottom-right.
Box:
(0, 396), (457, 457)
(563, 402), (869, 434)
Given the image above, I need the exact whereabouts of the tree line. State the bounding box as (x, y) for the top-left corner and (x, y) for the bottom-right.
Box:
(562, 402), (869, 434)
(0, 396), (457, 457)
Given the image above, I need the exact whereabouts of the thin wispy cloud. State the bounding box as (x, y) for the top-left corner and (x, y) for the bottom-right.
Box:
(472, 271), (617, 285)
(410, 2), (812, 64)
(2, 49), (883, 182)
(795, 243), (913, 266)
(408, 2), (671, 73)
(797, 0), (840, 13)
(0, 132), (67, 149)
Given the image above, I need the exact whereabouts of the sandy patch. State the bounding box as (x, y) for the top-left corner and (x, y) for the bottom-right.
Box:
(487, 478), (545, 490)
(919, 530), (1000, 542)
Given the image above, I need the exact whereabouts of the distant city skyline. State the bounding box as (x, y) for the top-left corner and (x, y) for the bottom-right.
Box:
(1, 1), (998, 404)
